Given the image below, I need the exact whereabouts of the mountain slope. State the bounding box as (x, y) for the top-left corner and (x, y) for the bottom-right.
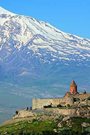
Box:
(0, 7), (90, 89)
(0, 6), (90, 123)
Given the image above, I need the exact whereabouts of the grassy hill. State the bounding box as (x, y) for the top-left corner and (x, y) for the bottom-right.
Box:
(0, 117), (90, 135)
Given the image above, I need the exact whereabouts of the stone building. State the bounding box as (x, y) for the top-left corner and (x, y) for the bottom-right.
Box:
(32, 80), (78, 110)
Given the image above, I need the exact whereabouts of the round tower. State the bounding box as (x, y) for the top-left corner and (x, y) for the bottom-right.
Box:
(70, 80), (77, 94)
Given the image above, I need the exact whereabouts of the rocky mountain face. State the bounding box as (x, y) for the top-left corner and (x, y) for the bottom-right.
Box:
(0, 6), (90, 90)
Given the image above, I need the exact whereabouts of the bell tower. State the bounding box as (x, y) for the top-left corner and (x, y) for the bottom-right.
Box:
(70, 80), (77, 94)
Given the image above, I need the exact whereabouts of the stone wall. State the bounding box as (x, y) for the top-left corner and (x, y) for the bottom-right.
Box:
(32, 93), (90, 110)
(32, 96), (74, 110)
(75, 93), (90, 100)
(32, 98), (63, 110)
(45, 108), (76, 116)
(13, 110), (35, 119)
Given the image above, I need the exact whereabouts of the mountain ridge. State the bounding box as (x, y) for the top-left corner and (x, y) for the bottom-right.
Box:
(0, 7), (90, 82)
(0, 7), (90, 59)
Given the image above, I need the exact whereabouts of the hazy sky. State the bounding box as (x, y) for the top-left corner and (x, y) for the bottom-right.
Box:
(0, 0), (90, 39)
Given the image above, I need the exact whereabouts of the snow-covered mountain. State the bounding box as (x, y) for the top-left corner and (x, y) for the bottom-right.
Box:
(0, 7), (90, 123)
(0, 6), (90, 88)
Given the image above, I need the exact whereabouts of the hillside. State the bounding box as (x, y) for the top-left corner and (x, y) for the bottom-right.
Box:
(0, 115), (90, 135)
(0, 91), (90, 135)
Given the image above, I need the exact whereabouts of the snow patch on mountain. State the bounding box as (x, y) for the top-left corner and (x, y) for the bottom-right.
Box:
(0, 7), (15, 16)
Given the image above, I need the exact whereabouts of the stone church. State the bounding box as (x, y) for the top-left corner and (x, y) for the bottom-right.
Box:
(32, 80), (78, 110)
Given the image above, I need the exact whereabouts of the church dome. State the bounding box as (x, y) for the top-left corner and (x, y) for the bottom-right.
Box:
(70, 80), (77, 87)
(70, 80), (77, 94)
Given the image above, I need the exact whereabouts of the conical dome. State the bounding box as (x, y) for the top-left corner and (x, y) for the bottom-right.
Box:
(70, 80), (77, 94)
(70, 80), (77, 87)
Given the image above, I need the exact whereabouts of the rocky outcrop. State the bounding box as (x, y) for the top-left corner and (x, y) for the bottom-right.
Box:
(13, 110), (36, 119)
(76, 106), (90, 117)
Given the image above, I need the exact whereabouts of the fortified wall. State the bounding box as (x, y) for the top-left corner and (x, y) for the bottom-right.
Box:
(32, 81), (77, 110)
(32, 81), (90, 110)
(32, 98), (63, 110)
(32, 96), (74, 110)
(12, 81), (90, 120)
